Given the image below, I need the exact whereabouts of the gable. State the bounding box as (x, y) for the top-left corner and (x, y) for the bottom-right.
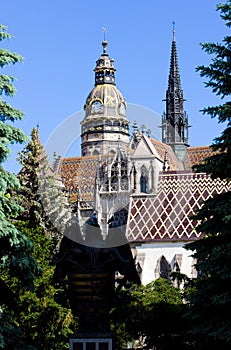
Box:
(132, 135), (160, 159)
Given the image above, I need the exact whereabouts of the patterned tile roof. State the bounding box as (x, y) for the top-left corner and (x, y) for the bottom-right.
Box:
(150, 138), (182, 170)
(59, 157), (81, 202)
(60, 156), (99, 203)
(59, 143), (215, 202)
(186, 145), (217, 167)
(76, 156), (99, 204)
(127, 172), (231, 242)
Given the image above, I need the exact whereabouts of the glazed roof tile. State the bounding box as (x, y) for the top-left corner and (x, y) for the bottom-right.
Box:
(187, 145), (217, 167)
(60, 155), (99, 203)
(150, 138), (182, 170)
(127, 172), (231, 242)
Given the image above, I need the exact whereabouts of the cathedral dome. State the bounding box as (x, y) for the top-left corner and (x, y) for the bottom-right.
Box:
(81, 40), (130, 157)
(84, 84), (127, 120)
(83, 40), (127, 121)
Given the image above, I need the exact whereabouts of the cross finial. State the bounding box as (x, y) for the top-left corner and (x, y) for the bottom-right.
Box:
(172, 21), (176, 41)
(102, 25), (107, 41)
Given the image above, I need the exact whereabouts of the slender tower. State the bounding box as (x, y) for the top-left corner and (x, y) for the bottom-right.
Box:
(162, 23), (189, 161)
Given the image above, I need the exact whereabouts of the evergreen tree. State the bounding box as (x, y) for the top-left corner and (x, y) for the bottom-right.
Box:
(185, 2), (231, 348)
(17, 126), (72, 251)
(10, 221), (76, 350)
(0, 24), (40, 348)
(11, 129), (76, 349)
(17, 127), (45, 227)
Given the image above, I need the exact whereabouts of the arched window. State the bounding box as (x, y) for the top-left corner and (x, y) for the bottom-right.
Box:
(140, 165), (148, 193)
(109, 208), (128, 228)
(111, 162), (119, 191)
(154, 255), (171, 280)
(113, 120), (120, 127)
(121, 160), (128, 190)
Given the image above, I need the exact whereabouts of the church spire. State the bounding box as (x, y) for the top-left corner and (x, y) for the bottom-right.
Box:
(162, 23), (189, 151)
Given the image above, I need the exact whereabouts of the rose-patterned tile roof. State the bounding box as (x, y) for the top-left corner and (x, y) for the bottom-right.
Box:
(126, 171), (231, 242)
(59, 142), (229, 244)
(60, 156), (99, 203)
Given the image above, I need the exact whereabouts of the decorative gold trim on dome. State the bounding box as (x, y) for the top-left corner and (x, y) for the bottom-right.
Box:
(84, 83), (127, 120)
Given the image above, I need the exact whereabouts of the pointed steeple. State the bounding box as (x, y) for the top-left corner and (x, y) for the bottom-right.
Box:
(162, 23), (189, 151)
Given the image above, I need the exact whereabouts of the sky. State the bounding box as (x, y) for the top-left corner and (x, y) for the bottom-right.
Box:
(1, 0), (228, 173)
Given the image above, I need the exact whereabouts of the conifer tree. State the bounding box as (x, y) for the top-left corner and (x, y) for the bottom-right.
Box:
(185, 2), (231, 348)
(17, 127), (45, 227)
(15, 129), (76, 349)
(0, 24), (40, 348)
(10, 221), (76, 349)
(17, 126), (72, 251)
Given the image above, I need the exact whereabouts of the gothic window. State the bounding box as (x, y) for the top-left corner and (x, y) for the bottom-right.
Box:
(109, 208), (128, 228)
(140, 165), (148, 193)
(172, 254), (182, 272)
(132, 165), (137, 190)
(111, 162), (119, 191)
(151, 164), (155, 190)
(159, 256), (171, 280)
(154, 255), (171, 280)
(121, 160), (128, 190)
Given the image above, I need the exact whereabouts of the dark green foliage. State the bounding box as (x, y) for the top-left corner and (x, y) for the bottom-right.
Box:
(185, 2), (231, 348)
(0, 24), (40, 349)
(17, 127), (45, 227)
(15, 128), (77, 348)
(7, 221), (76, 350)
(111, 278), (191, 349)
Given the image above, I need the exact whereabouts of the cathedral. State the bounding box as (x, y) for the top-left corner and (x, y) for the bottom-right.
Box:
(56, 29), (230, 285)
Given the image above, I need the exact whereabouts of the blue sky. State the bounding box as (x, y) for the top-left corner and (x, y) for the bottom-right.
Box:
(1, 0), (228, 173)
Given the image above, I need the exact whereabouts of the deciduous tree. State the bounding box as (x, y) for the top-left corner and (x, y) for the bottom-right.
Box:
(111, 278), (189, 349)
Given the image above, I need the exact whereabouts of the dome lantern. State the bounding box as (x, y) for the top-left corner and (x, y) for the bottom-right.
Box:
(94, 41), (116, 85)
